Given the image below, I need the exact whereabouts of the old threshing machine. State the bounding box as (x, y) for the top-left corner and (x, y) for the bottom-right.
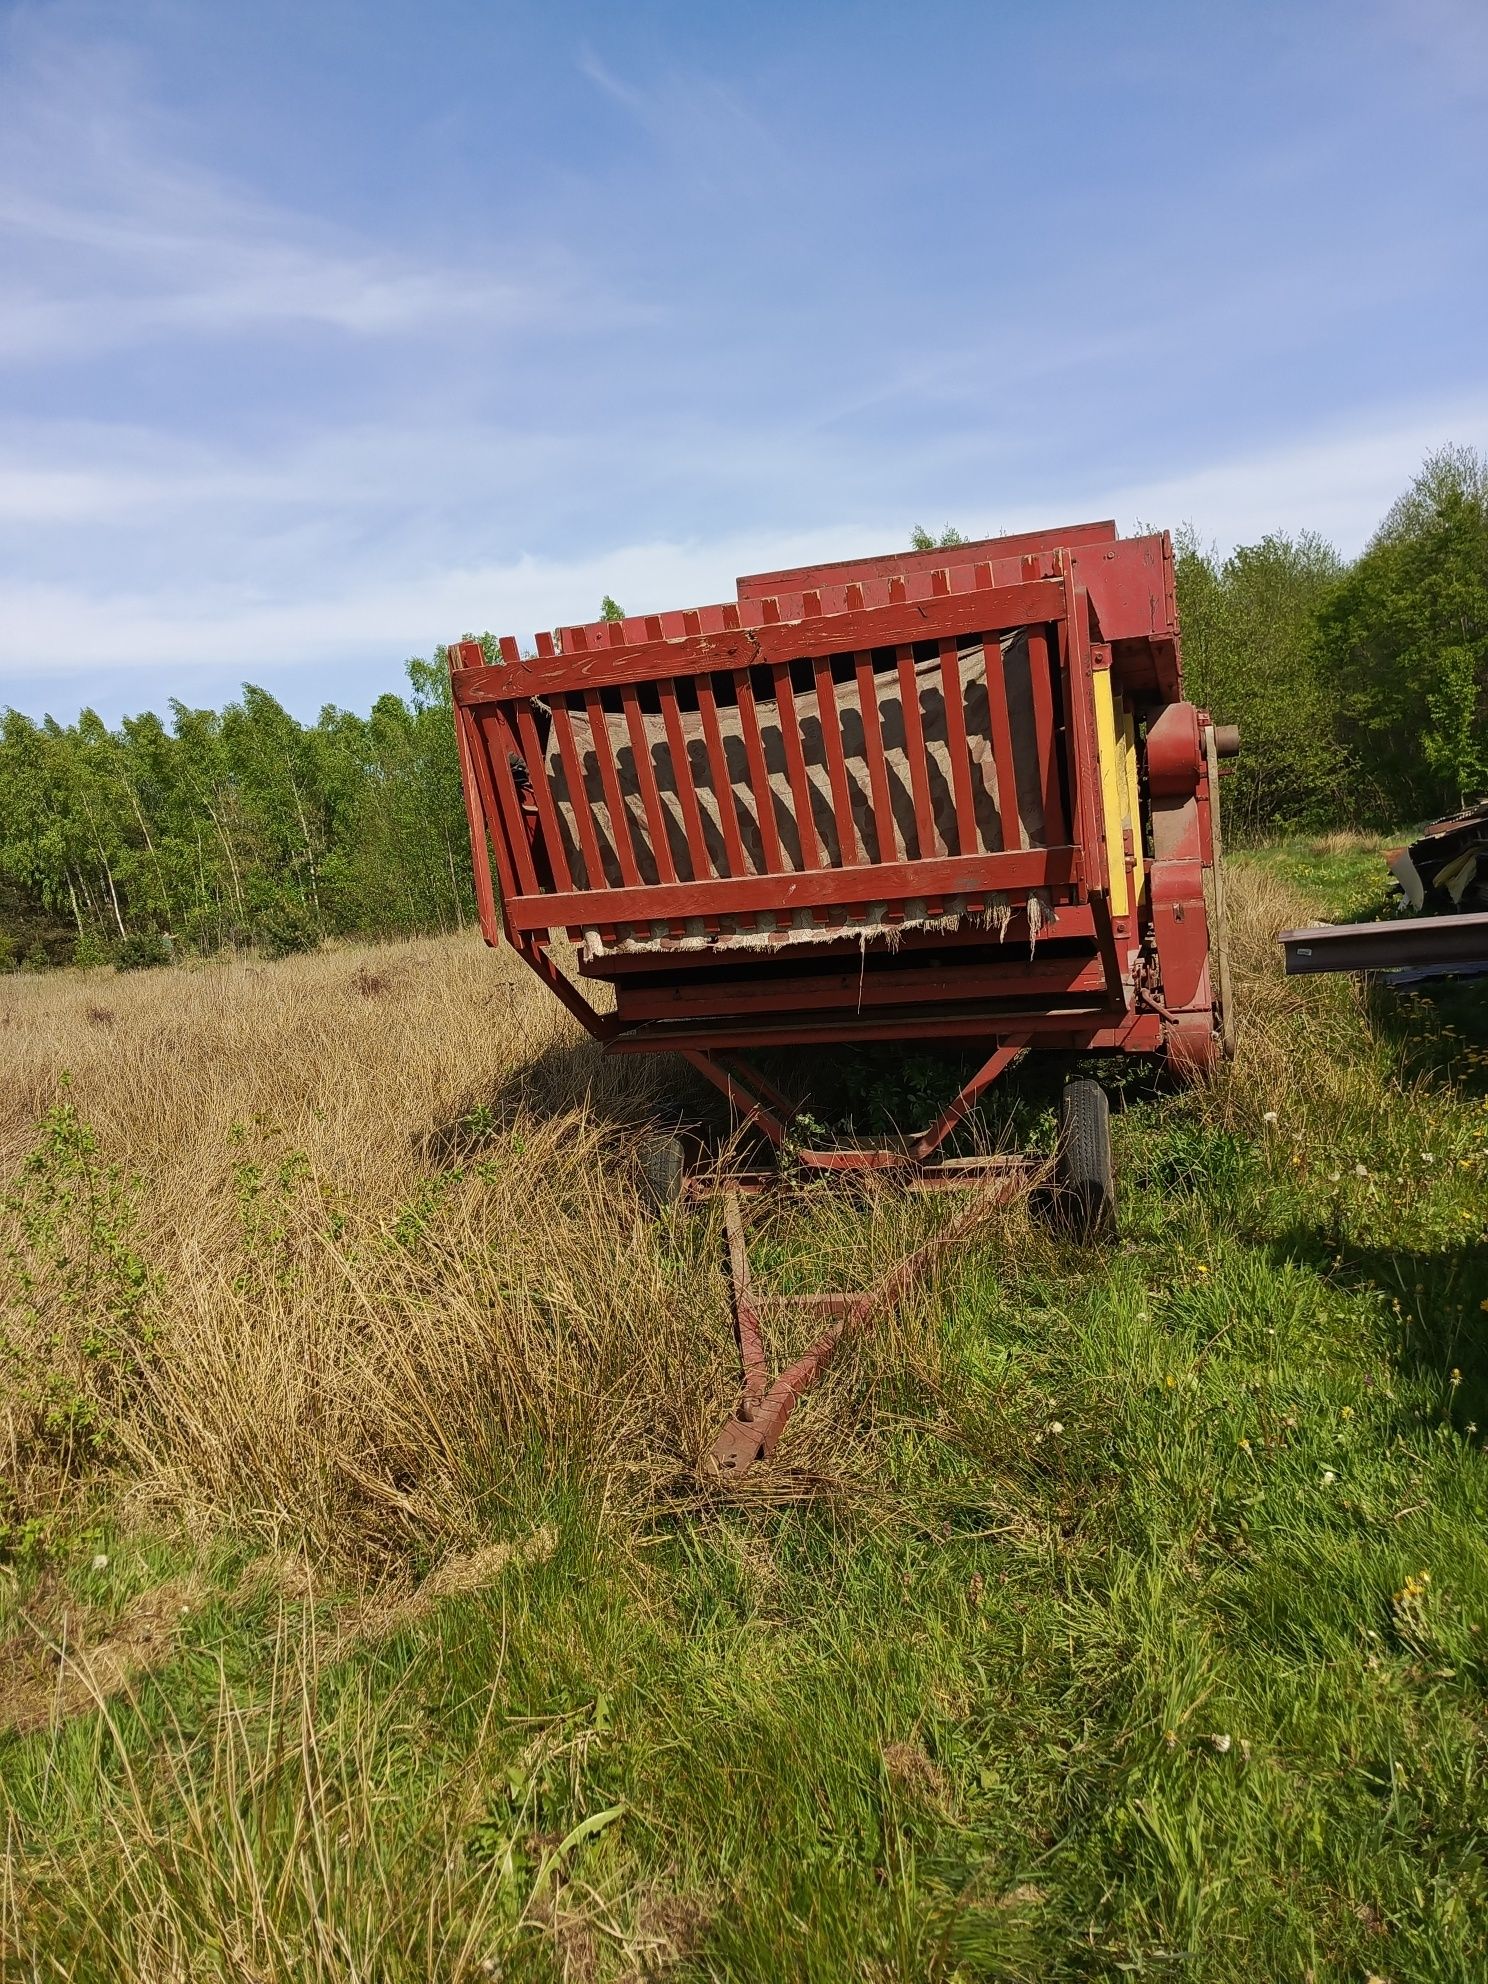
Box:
(451, 522), (1236, 1468)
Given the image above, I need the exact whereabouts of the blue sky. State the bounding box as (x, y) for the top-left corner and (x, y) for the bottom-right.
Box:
(2, 0), (1485, 724)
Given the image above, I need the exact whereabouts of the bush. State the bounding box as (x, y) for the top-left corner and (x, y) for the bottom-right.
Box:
(254, 893), (321, 959)
(71, 929), (113, 969)
(115, 931), (172, 972)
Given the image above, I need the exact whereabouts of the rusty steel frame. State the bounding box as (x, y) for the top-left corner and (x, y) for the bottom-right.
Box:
(708, 1175), (1034, 1478)
(449, 523), (1227, 1170)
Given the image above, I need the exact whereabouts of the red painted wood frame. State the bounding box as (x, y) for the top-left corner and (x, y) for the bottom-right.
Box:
(447, 531), (1216, 1156)
(450, 568), (1093, 949)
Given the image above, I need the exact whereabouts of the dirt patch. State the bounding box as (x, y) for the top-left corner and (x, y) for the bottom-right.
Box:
(354, 1526), (558, 1642)
(882, 1739), (953, 1809)
(0, 1575), (203, 1737)
(234, 1528), (562, 1650)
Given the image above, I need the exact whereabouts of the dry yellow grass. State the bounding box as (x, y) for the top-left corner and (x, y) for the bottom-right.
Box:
(1, 931), (730, 1562)
(0, 866), (1342, 1570)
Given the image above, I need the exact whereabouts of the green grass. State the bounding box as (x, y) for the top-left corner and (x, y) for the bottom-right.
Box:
(1227, 831), (1399, 922)
(5, 848), (1488, 1980)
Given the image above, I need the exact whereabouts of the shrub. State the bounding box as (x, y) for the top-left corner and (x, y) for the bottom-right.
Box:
(254, 893), (321, 959)
(115, 930), (172, 972)
(71, 928), (113, 968)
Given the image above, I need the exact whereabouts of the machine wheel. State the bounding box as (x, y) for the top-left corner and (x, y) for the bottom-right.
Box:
(1057, 1080), (1115, 1240)
(638, 1132), (687, 1210)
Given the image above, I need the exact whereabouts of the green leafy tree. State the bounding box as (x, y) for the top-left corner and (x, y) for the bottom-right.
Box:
(910, 524), (967, 551)
(599, 595), (625, 622)
(1313, 446), (1488, 820)
(1175, 528), (1347, 837)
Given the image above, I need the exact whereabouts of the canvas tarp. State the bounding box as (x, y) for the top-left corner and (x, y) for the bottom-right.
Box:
(540, 631), (1054, 955)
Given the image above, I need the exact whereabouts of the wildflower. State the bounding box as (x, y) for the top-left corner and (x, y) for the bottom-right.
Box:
(1328, 1170), (1341, 1183)
(1341, 1406), (1354, 1420)
(1049, 1421), (1065, 1436)
(1422, 1151), (1436, 1163)
(91, 1553), (109, 1572)
(1196, 1264), (1210, 1276)
(1321, 1469), (1336, 1485)
(1355, 1163), (1369, 1178)
(1208, 1733), (1232, 1754)
(1263, 1110), (1279, 1125)
(1451, 1368), (1462, 1387)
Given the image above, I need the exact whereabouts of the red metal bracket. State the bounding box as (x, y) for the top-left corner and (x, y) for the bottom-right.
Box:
(707, 1176), (1033, 1477)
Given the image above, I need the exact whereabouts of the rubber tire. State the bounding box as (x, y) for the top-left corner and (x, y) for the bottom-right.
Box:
(1057, 1079), (1115, 1241)
(639, 1133), (686, 1210)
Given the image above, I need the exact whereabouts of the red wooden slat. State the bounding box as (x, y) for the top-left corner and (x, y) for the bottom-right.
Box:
(895, 645), (937, 860)
(547, 697), (607, 894)
(451, 578), (1067, 703)
(979, 634), (1024, 855)
(734, 522), (1115, 600)
(734, 668), (783, 874)
(852, 652), (898, 863)
(455, 703), (504, 943)
(812, 655), (860, 864)
(695, 675), (748, 876)
(938, 640), (977, 858)
(505, 846), (1076, 930)
(480, 709), (540, 896)
(1024, 626), (1067, 844)
(582, 691), (644, 889)
(657, 686), (711, 883)
(513, 703), (573, 891)
(621, 686), (676, 885)
(772, 663), (819, 871)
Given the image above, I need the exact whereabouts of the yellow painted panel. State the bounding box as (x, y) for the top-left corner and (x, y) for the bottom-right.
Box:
(1092, 669), (1128, 916)
(1121, 702), (1145, 905)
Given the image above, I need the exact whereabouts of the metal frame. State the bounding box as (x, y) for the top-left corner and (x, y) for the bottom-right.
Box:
(1280, 911), (1488, 976)
(450, 524), (1228, 1168)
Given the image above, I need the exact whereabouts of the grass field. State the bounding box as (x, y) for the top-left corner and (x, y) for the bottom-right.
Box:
(3, 838), (1488, 1982)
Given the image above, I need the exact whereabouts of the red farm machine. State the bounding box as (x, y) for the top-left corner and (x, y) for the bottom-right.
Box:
(450, 520), (1238, 1471)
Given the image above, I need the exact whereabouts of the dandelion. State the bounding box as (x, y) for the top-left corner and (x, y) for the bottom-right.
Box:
(1321, 1470), (1336, 1485)
(91, 1553), (109, 1572)
(1422, 1151), (1436, 1163)
(1341, 1405), (1354, 1420)
(1049, 1421), (1065, 1436)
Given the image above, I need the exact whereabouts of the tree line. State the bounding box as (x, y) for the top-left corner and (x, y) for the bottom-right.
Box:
(1, 448), (1484, 969)
(0, 654), (479, 970)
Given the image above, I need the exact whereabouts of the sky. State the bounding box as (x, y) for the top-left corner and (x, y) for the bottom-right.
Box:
(2, 0), (1486, 726)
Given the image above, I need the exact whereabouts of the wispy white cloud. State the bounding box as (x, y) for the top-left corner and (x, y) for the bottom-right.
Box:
(0, 26), (635, 362)
(6, 395), (1485, 697)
